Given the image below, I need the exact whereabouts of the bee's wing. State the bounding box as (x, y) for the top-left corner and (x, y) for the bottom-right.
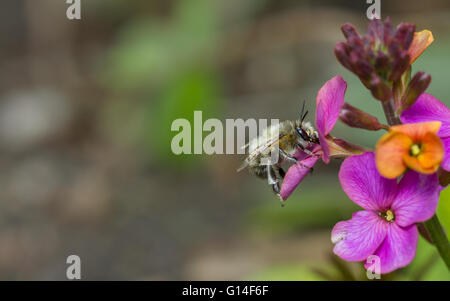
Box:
(248, 134), (285, 158)
(236, 134), (285, 172)
(236, 160), (248, 172)
(240, 142), (250, 150)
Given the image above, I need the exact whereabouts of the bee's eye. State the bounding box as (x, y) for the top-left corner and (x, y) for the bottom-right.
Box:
(296, 127), (308, 140)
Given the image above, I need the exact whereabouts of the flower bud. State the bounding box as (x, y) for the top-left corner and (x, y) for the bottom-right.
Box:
(388, 51), (410, 82)
(339, 102), (388, 131)
(395, 23), (415, 50)
(350, 52), (374, 83)
(334, 42), (352, 70)
(341, 23), (359, 39)
(399, 72), (431, 113)
(374, 50), (390, 74)
(369, 75), (392, 102)
(366, 18), (383, 42)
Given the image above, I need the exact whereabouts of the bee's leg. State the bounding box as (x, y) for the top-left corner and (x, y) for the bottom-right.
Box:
(295, 141), (320, 157)
(303, 148), (319, 157)
(269, 165), (285, 206)
(272, 181), (281, 196)
(272, 182), (284, 206)
(272, 165), (284, 181)
(266, 164), (277, 185)
(278, 147), (297, 164)
(267, 165), (280, 189)
(280, 144), (314, 171)
(278, 166), (286, 179)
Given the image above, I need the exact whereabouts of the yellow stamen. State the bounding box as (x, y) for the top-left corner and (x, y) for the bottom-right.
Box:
(385, 210), (395, 222)
(410, 144), (421, 157)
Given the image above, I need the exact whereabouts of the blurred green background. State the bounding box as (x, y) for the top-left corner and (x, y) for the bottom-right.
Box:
(0, 0), (448, 280)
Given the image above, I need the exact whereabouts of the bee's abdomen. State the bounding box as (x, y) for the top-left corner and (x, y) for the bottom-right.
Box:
(248, 165), (267, 179)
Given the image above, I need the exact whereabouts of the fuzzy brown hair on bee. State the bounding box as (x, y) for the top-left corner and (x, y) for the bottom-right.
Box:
(237, 101), (319, 205)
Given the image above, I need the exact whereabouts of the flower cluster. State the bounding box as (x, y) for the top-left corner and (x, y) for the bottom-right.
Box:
(334, 18), (433, 108)
(280, 18), (449, 274)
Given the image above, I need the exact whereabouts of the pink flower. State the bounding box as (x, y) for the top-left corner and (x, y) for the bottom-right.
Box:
(401, 93), (450, 171)
(332, 152), (439, 274)
(315, 75), (347, 164)
(280, 76), (346, 200)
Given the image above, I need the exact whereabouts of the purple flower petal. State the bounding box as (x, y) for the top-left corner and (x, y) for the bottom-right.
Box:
(392, 171), (439, 227)
(280, 156), (319, 200)
(400, 93), (450, 137)
(365, 223), (417, 274)
(442, 136), (450, 171)
(318, 131), (330, 164)
(339, 152), (397, 211)
(440, 122), (450, 139)
(316, 76), (347, 163)
(292, 144), (321, 161)
(332, 210), (388, 261)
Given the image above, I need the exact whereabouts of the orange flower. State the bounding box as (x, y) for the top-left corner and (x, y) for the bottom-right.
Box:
(408, 30), (434, 64)
(375, 121), (443, 178)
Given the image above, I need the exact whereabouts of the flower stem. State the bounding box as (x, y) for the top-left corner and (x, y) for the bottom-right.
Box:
(382, 98), (450, 269)
(381, 99), (401, 125)
(423, 215), (450, 269)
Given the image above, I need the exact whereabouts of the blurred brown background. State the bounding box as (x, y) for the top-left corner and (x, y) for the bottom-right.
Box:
(0, 0), (449, 280)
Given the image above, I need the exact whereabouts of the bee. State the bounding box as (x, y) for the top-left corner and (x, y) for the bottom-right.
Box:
(238, 101), (319, 203)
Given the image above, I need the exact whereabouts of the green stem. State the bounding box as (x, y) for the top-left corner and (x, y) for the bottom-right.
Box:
(423, 215), (450, 270)
(381, 98), (450, 270)
(381, 99), (401, 125)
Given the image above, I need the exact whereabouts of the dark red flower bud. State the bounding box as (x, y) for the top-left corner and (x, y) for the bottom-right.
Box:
(388, 51), (410, 82)
(375, 50), (390, 75)
(334, 42), (352, 70)
(369, 75), (392, 102)
(350, 52), (374, 82)
(367, 18), (383, 42)
(341, 23), (359, 39)
(347, 36), (364, 55)
(395, 23), (416, 50)
(382, 18), (395, 44)
(399, 72), (431, 112)
(339, 102), (389, 131)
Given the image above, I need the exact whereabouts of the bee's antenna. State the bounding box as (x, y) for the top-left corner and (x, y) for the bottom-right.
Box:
(302, 110), (309, 122)
(300, 100), (308, 122)
(300, 100), (306, 121)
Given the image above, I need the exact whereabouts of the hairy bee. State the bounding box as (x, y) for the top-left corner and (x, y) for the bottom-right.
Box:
(238, 102), (319, 203)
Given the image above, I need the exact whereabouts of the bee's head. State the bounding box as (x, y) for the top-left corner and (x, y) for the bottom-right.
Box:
(295, 100), (319, 143)
(295, 126), (310, 141)
(295, 121), (319, 144)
